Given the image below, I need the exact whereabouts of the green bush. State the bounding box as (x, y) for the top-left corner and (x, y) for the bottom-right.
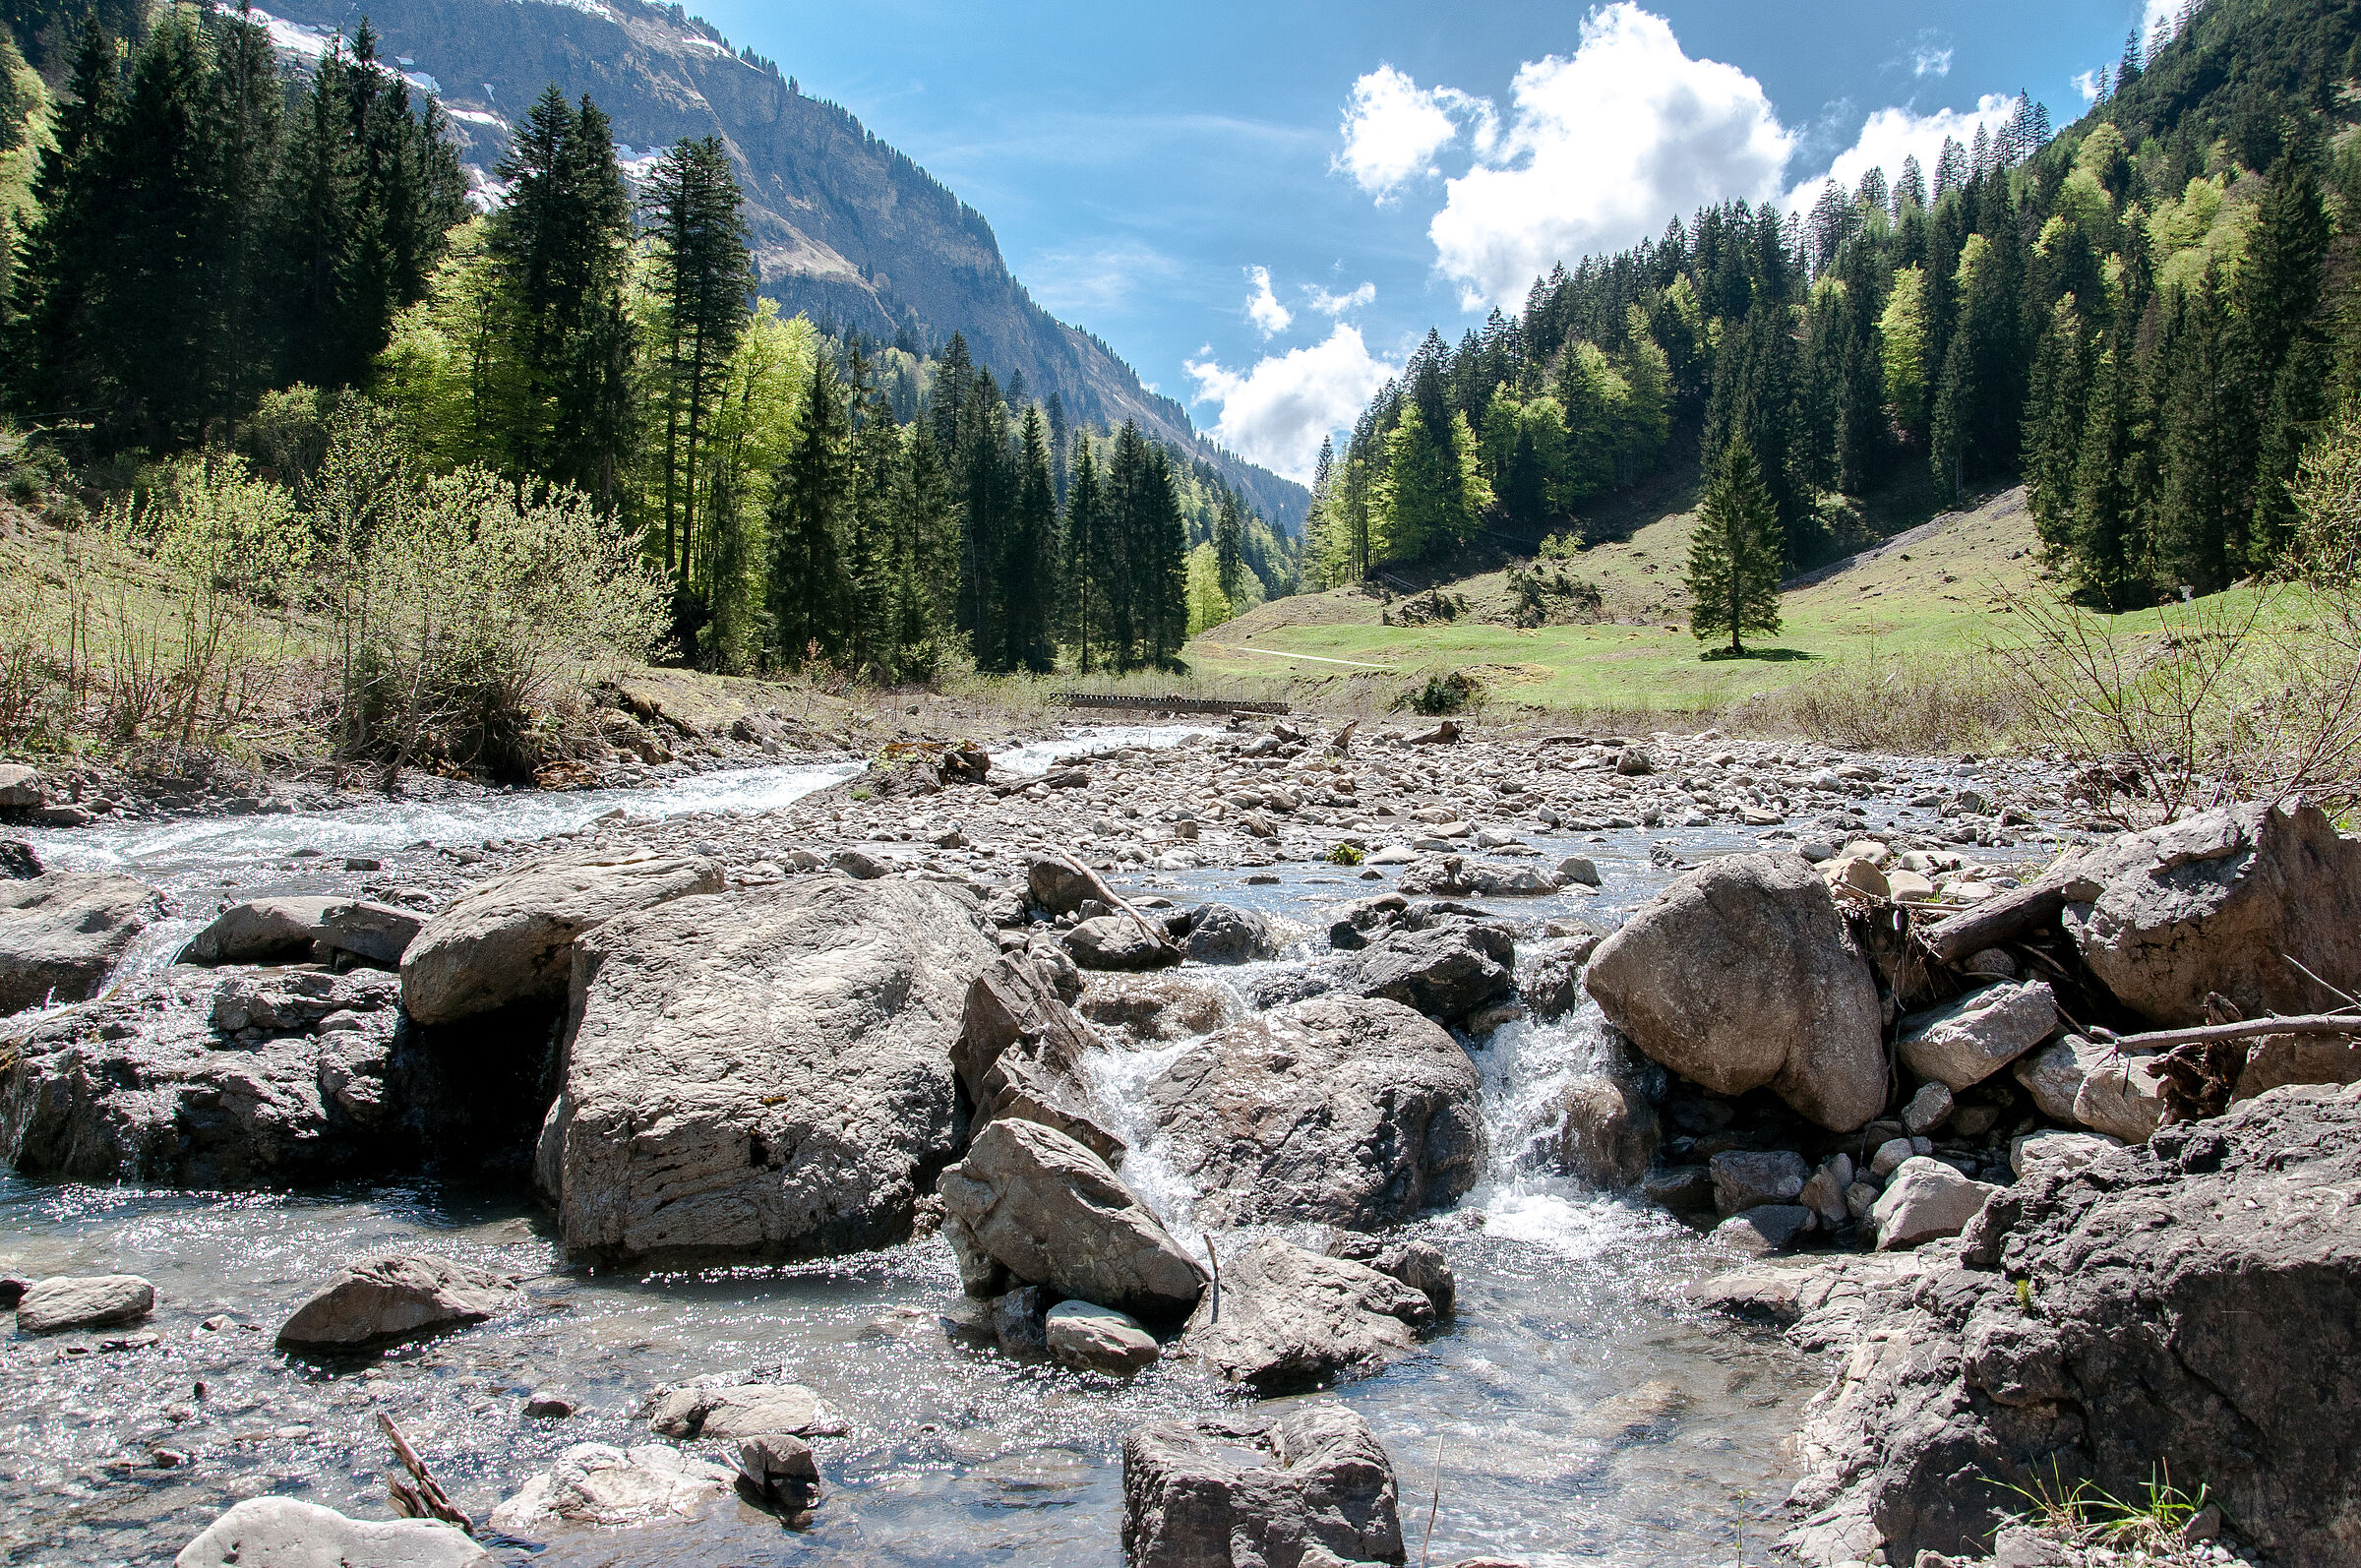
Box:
(1393, 669), (1483, 716)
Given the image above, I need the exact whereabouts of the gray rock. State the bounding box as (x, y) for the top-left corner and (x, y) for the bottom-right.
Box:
(15, 1273), (154, 1333)
(1182, 903), (1280, 963)
(645, 1382), (835, 1441)
(1799, 1161), (1850, 1227)
(1184, 1238), (1432, 1394)
(400, 849), (724, 1026)
(210, 966), (398, 1034)
(991, 1285), (1053, 1355)
(1868, 1136), (1919, 1177)
(2008, 1130), (2120, 1180)
(1710, 1150), (1809, 1215)
(182, 896), (349, 965)
(1327, 913), (1515, 1022)
(1046, 1298), (1161, 1375)
(1896, 982), (2057, 1091)
(1869, 1158), (1996, 1249)
(1585, 853), (1886, 1131)
(1122, 1406), (1405, 1568)
(1788, 1083), (2361, 1568)
(173, 1497), (492, 1568)
(0, 838), (40, 878)
(2012, 1034), (2106, 1122)
(488, 1442), (734, 1533)
(1077, 973), (1240, 1044)
(1398, 855), (1558, 897)
(1027, 857), (1100, 916)
(1142, 995), (1484, 1230)
(538, 876), (997, 1263)
(2234, 1032), (2361, 1101)
(1642, 1165), (1715, 1213)
(1901, 1081), (1955, 1134)
(1322, 1233), (1455, 1316)
(319, 901), (426, 967)
(2071, 1052), (2166, 1144)
(1325, 893), (1407, 951)
(736, 1431), (823, 1512)
(0, 872), (159, 1016)
(276, 1253), (520, 1350)
(0, 763), (42, 809)
(1712, 1205), (1813, 1255)
(1065, 914), (1180, 971)
(1557, 855), (1603, 887)
(1554, 1075), (1659, 1187)
(828, 848), (888, 879)
(1517, 933), (1602, 1020)
(953, 954), (1123, 1164)
(2059, 801), (2361, 1026)
(936, 1116), (1204, 1319)
(0, 968), (404, 1185)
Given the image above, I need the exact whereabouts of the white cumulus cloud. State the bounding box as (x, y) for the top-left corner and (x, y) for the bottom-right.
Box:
(1306, 280), (1377, 316)
(1185, 326), (1399, 484)
(1243, 265), (1293, 336)
(2073, 67), (2107, 103)
(1423, 4), (1794, 310)
(1333, 64), (1493, 200)
(1786, 93), (2021, 211)
(1912, 42), (1954, 78)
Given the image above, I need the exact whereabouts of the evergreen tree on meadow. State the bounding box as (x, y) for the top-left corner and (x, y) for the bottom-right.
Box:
(1214, 484), (1245, 607)
(8, 17), (118, 423)
(1687, 439), (1784, 656)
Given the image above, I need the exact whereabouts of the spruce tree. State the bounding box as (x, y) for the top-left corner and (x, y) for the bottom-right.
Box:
(1686, 439), (1784, 656)
(1064, 436), (1111, 670)
(767, 356), (851, 666)
(642, 134), (754, 582)
(2235, 150), (2331, 568)
(1214, 485), (1245, 605)
(8, 17), (118, 420)
(2068, 337), (2144, 609)
(1002, 404), (1059, 672)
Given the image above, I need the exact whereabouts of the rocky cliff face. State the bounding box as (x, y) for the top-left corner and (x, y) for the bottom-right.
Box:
(258, 0), (1306, 530)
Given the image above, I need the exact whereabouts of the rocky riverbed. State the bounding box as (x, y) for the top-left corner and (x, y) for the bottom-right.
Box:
(0, 719), (2353, 1568)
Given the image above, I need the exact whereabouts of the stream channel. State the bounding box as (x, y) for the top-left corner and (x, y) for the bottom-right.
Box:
(0, 724), (1925, 1568)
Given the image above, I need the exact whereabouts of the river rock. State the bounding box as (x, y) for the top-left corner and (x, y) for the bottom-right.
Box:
(953, 953), (1122, 1163)
(1584, 853), (1886, 1131)
(1398, 855), (1558, 897)
(2009, 1129), (2119, 1180)
(992, 1284), (1053, 1354)
(1077, 973), (1240, 1044)
(2070, 1051), (2166, 1143)
(1122, 1407), (1405, 1568)
(400, 849), (724, 1026)
(2011, 1034), (2106, 1123)
(1180, 903), (1281, 963)
(1327, 912), (1515, 1022)
(488, 1442), (734, 1533)
(15, 1273), (154, 1333)
(275, 1253), (520, 1349)
(1788, 1083), (2361, 1568)
(0, 872), (159, 1016)
(1895, 982), (2057, 1091)
(538, 876), (996, 1263)
(936, 1116), (1203, 1319)
(0, 764), (41, 808)
(1027, 857), (1099, 916)
(2234, 1032), (2361, 1100)
(0, 839), (40, 878)
(211, 966), (398, 1034)
(181, 897), (424, 970)
(1183, 1238), (1432, 1395)
(1517, 933), (1603, 1020)
(1714, 1204), (1815, 1255)
(645, 1382), (836, 1441)
(1326, 892), (1408, 950)
(736, 1431), (823, 1513)
(1141, 995), (1484, 1229)
(1710, 1149), (1809, 1216)
(1869, 1158), (1996, 1249)
(173, 1497), (492, 1568)
(1554, 1075), (1658, 1187)
(1046, 1298), (1161, 1374)
(2059, 800), (2361, 1026)
(1065, 913), (1180, 971)
(0, 968), (406, 1185)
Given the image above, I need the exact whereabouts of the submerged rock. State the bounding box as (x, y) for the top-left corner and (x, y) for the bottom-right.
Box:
(1122, 1406), (1405, 1568)
(538, 876), (996, 1264)
(488, 1442), (735, 1533)
(1585, 853), (1885, 1131)
(15, 1273), (154, 1334)
(173, 1497), (491, 1568)
(1183, 1238), (1433, 1394)
(1142, 995), (1483, 1229)
(0, 871), (159, 1016)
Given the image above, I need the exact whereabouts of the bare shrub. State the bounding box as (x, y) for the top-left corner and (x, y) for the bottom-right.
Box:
(1721, 643), (2016, 755)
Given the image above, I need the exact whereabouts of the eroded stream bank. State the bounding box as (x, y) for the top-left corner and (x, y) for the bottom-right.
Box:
(1, 722), (2089, 1567)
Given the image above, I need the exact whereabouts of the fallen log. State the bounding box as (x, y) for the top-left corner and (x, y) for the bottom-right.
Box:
(379, 1413), (473, 1534)
(1918, 874), (2100, 965)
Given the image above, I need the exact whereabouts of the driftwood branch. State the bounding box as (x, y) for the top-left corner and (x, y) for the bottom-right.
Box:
(1051, 850), (1177, 959)
(2096, 1013), (2361, 1053)
(378, 1413), (474, 1535)
(1918, 877), (2096, 966)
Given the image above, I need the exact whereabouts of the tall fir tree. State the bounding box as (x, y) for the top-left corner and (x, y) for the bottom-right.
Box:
(767, 356), (852, 666)
(1686, 439), (1784, 655)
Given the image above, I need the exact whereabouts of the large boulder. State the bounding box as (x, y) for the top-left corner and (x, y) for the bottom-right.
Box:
(399, 849), (723, 1026)
(1584, 853), (1886, 1131)
(0, 872), (159, 1016)
(1182, 1238), (1433, 1394)
(952, 954), (1121, 1163)
(1180, 903), (1282, 964)
(1123, 1407), (1405, 1568)
(936, 1116), (1204, 1319)
(538, 876), (997, 1264)
(0, 968), (406, 1185)
(1786, 1083), (2361, 1568)
(2060, 800), (2361, 1026)
(174, 1497), (492, 1568)
(1141, 995), (1484, 1229)
(276, 1253), (520, 1350)
(1064, 914), (1180, 971)
(1554, 1075), (1658, 1187)
(1896, 982), (2057, 1091)
(1327, 911), (1516, 1022)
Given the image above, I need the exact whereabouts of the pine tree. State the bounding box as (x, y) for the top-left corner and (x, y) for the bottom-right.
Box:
(642, 134), (754, 586)
(2069, 336), (2145, 609)
(1686, 439), (1784, 656)
(1063, 436), (1112, 669)
(1214, 484), (1245, 605)
(8, 17), (119, 420)
(888, 422), (959, 677)
(2236, 150), (2332, 568)
(767, 356), (851, 666)
(1001, 402), (1059, 672)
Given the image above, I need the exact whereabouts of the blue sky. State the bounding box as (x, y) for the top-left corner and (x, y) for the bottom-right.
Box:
(693, 0), (2174, 485)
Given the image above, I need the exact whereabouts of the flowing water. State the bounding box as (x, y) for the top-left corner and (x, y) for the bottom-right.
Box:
(1, 728), (1863, 1567)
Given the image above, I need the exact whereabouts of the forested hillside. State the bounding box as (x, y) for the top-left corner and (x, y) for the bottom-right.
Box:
(251, 0), (1307, 534)
(1308, 0), (2361, 613)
